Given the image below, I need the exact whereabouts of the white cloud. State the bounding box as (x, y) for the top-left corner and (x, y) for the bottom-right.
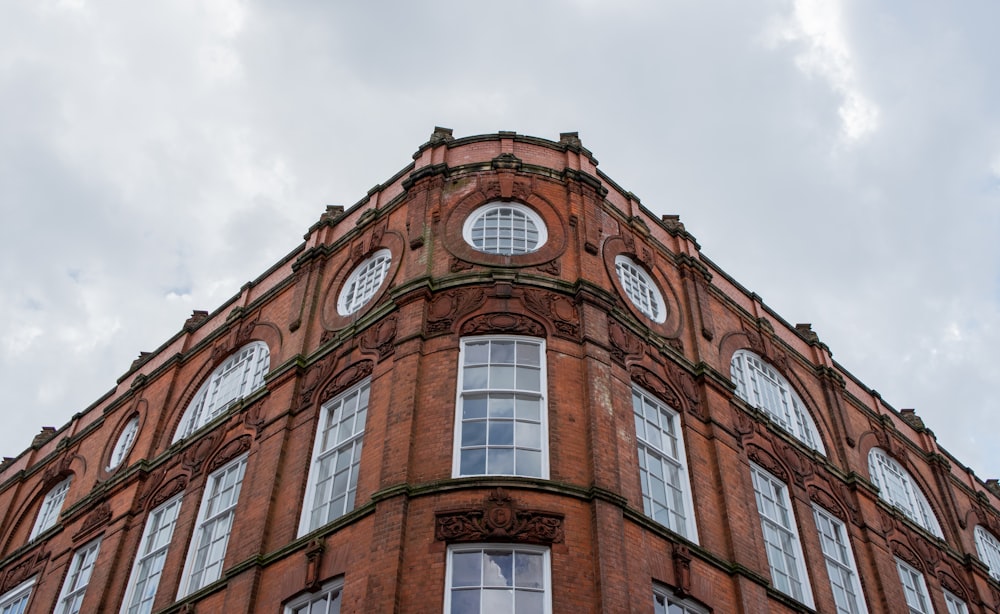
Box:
(765, 0), (880, 143)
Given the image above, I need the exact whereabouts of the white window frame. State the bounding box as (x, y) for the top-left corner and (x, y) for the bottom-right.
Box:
(120, 494), (183, 614)
(867, 448), (942, 537)
(285, 578), (343, 614)
(453, 336), (548, 479)
(336, 249), (392, 316)
(55, 538), (102, 614)
(614, 254), (666, 323)
(174, 341), (270, 442)
(944, 589), (969, 614)
(974, 525), (1000, 581)
(654, 584), (706, 613)
(0, 576), (35, 614)
(299, 379), (370, 536)
(730, 349), (825, 453)
(178, 455), (248, 597)
(750, 463), (814, 607)
(29, 476), (72, 540)
(633, 385), (698, 541)
(443, 543), (551, 614)
(895, 558), (932, 614)
(462, 201), (547, 256)
(812, 505), (868, 614)
(107, 415), (140, 471)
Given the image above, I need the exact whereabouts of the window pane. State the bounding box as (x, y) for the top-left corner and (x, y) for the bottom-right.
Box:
(457, 337), (546, 478)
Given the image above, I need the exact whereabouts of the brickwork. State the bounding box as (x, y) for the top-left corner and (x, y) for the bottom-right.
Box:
(2, 129), (1000, 612)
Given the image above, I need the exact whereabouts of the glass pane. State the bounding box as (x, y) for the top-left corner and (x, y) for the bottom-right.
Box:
(491, 341), (515, 364)
(463, 396), (488, 419)
(450, 589), (480, 614)
(490, 395), (515, 418)
(460, 449), (486, 475)
(516, 450), (542, 477)
(462, 421), (487, 446)
(516, 342), (539, 366)
(465, 343), (489, 365)
(515, 590), (544, 612)
(514, 552), (544, 588)
(463, 367), (488, 390)
(488, 421), (514, 445)
(452, 552), (482, 587)
(487, 449), (514, 474)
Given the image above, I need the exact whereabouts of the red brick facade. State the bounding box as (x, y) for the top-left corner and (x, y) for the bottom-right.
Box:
(2, 128), (999, 613)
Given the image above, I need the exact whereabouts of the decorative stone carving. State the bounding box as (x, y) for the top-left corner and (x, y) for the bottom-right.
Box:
(319, 329), (337, 345)
(536, 259), (560, 276)
(360, 315), (398, 360)
(182, 430), (224, 476)
(235, 312), (259, 346)
(777, 441), (812, 484)
(522, 289), (579, 339)
(608, 317), (642, 364)
(450, 257), (474, 273)
(318, 361), (375, 406)
(73, 502), (112, 541)
(630, 367), (682, 410)
(664, 361), (702, 418)
(460, 314), (546, 338)
(673, 544), (692, 596)
(140, 470), (189, 511)
(1, 549), (49, 593)
(937, 569), (967, 601)
(305, 538), (325, 591)
(435, 488), (564, 545)
(42, 450), (74, 483)
(891, 540), (923, 572)
(735, 409), (757, 445)
(807, 484), (847, 521)
(243, 399), (266, 437)
(299, 353), (337, 411)
(747, 444), (788, 483)
(426, 288), (486, 336)
(208, 435), (252, 473)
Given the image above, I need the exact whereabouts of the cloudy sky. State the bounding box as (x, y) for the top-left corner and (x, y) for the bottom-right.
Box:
(2, 1), (998, 478)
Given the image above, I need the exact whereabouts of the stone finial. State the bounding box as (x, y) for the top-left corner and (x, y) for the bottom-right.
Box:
(985, 479), (1000, 498)
(184, 310), (209, 331)
(32, 427), (57, 448)
(662, 214), (685, 232)
(131, 352), (152, 369)
(899, 409), (925, 431)
(430, 126), (454, 144)
(559, 131), (582, 147)
(795, 323), (820, 343)
(320, 205), (344, 224)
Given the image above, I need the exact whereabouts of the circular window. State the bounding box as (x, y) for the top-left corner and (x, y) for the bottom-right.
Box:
(614, 255), (666, 323)
(107, 415), (139, 471)
(463, 202), (547, 255)
(337, 249), (392, 316)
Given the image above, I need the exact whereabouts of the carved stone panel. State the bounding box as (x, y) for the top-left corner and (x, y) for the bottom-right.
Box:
(435, 488), (564, 545)
(459, 314), (546, 338)
(522, 289), (579, 340)
(426, 288), (486, 336)
(360, 314), (398, 360)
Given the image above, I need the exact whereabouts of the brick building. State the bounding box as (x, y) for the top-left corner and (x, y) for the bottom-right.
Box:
(2, 128), (1000, 613)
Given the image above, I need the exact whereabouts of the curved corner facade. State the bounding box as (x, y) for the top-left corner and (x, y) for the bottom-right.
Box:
(2, 128), (1000, 613)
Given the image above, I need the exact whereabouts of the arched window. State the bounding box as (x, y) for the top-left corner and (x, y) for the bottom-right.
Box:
(614, 255), (666, 323)
(463, 202), (547, 255)
(107, 415), (140, 472)
(730, 349), (824, 453)
(30, 476), (72, 540)
(867, 447), (942, 537)
(173, 341), (270, 442)
(337, 249), (392, 316)
(975, 525), (1000, 581)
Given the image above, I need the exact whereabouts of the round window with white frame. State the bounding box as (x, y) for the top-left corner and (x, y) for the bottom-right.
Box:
(463, 201), (547, 255)
(614, 254), (666, 323)
(337, 249), (392, 316)
(107, 415), (140, 472)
